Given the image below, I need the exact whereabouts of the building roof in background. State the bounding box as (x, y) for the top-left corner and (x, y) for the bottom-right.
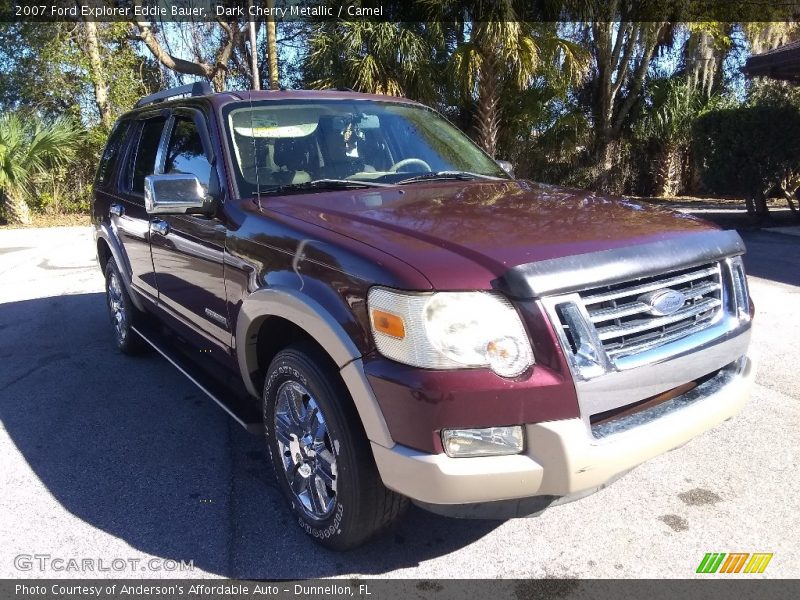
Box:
(743, 41), (800, 82)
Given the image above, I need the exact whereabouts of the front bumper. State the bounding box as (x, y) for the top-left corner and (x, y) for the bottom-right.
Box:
(372, 354), (754, 513)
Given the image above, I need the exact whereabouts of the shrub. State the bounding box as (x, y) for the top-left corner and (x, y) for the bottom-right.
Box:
(693, 104), (800, 213)
(0, 112), (84, 224)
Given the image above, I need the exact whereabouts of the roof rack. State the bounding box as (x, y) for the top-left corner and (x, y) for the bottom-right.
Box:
(135, 81), (213, 108)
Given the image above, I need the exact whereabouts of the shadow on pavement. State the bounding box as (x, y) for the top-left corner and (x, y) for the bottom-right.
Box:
(738, 230), (800, 288)
(658, 207), (800, 289)
(0, 293), (500, 578)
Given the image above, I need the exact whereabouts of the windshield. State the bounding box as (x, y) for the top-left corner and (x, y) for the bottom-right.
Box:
(222, 99), (508, 197)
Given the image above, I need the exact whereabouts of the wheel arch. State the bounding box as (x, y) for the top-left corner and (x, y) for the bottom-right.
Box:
(236, 287), (394, 448)
(95, 224), (145, 311)
(96, 237), (112, 269)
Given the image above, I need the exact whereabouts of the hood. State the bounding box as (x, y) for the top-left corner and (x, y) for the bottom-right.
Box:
(262, 180), (718, 290)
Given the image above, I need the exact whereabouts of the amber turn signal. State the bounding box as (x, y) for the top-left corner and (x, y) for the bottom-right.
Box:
(371, 308), (406, 339)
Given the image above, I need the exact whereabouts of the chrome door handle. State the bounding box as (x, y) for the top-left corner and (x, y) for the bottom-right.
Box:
(151, 219), (169, 236)
(109, 203), (124, 217)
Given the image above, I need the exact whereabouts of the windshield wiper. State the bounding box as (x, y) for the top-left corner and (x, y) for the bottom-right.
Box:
(397, 171), (504, 185)
(261, 178), (393, 195)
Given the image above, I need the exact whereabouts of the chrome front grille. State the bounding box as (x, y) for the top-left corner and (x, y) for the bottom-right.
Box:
(532, 238), (751, 429)
(579, 262), (723, 360)
(553, 262), (727, 367)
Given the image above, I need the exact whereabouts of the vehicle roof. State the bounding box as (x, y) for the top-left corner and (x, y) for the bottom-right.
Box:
(213, 89), (422, 106)
(123, 88), (423, 119)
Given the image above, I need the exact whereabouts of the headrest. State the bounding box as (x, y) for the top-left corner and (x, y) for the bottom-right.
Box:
(235, 132), (256, 162)
(274, 138), (310, 171)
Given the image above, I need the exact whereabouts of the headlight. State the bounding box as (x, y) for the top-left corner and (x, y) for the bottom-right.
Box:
(367, 287), (534, 377)
(728, 256), (751, 320)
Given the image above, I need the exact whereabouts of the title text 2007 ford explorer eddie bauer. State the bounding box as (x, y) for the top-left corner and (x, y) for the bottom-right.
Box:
(93, 83), (754, 550)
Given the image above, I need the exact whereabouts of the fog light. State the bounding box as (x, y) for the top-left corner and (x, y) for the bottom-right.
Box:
(442, 426), (524, 457)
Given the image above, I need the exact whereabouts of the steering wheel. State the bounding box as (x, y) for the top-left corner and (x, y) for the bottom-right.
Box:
(389, 158), (432, 173)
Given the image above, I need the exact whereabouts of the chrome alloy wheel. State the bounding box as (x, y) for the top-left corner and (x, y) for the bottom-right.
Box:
(106, 270), (128, 344)
(274, 380), (338, 520)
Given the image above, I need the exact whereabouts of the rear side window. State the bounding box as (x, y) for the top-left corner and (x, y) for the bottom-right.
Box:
(129, 117), (166, 194)
(164, 117), (211, 189)
(95, 120), (130, 189)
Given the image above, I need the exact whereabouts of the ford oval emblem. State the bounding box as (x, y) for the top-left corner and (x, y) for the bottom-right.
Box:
(639, 289), (686, 316)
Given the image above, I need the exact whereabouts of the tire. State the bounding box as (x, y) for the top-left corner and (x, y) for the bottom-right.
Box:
(263, 342), (408, 550)
(104, 258), (146, 355)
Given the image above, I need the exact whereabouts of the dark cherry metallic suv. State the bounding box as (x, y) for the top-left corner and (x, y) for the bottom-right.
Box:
(93, 82), (755, 549)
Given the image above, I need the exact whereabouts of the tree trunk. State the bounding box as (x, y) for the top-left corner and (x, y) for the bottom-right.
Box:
(654, 142), (680, 197)
(590, 22), (667, 191)
(247, 0), (260, 90)
(476, 51), (500, 158)
(781, 187), (799, 215)
(83, 20), (113, 130)
(266, 0), (279, 90)
(3, 193), (32, 226)
(755, 195), (769, 216)
(211, 71), (227, 93)
(592, 137), (621, 193)
(131, 17), (244, 92)
(746, 192), (769, 217)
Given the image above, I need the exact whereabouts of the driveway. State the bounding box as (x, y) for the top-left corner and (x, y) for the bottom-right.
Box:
(0, 226), (798, 579)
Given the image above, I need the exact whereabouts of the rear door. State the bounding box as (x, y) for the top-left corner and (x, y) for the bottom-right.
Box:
(148, 109), (231, 348)
(113, 115), (167, 301)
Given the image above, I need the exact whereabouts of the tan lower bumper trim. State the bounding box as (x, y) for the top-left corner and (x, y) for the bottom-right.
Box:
(373, 355), (755, 506)
(371, 443), (544, 505)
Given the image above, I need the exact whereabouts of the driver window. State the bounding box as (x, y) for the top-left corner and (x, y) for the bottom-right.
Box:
(164, 117), (212, 190)
(382, 114), (442, 171)
(359, 129), (392, 171)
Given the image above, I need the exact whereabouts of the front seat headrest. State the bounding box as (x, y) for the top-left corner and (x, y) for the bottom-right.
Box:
(274, 138), (310, 172)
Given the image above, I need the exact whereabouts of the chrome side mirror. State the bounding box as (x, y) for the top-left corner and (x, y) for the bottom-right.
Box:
(144, 174), (213, 215)
(496, 160), (515, 178)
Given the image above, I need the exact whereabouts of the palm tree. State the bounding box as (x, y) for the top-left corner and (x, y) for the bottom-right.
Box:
(451, 19), (538, 157)
(634, 79), (707, 197)
(424, 0), (588, 158)
(0, 114), (82, 225)
(303, 3), (586, 159)
(305, 21), (440, 103)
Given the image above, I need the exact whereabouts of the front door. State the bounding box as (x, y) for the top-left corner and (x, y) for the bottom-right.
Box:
(148, 110), (231, 348)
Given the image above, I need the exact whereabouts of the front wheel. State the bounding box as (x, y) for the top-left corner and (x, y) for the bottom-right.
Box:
(104, 259), (146, 355)
(263, 343), (407, 550)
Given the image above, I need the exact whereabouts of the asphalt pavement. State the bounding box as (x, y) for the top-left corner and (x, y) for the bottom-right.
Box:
(0, 225), (798, 579)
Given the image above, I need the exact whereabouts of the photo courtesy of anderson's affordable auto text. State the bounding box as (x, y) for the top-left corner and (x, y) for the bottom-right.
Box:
(0, 0), (798, 598)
